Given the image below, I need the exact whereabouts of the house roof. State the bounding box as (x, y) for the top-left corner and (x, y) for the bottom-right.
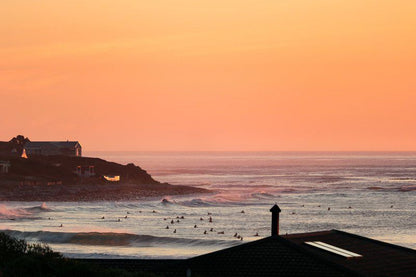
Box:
(25, 141), (81, 149)
(164, 229), (416, 276)
(283, 229), (416, 276)
(169, 235), (356, 277)
(79, 230), (416, 276)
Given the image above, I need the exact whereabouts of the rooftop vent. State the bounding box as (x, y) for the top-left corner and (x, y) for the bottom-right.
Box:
(270, 204), (281, 236)
(305, 241), (362, 258)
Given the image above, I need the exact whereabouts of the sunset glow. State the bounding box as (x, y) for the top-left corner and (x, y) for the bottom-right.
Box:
(1, 0), (415, 151)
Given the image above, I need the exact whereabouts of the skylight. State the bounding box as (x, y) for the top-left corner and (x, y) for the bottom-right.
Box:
(305, 241), (363, 258)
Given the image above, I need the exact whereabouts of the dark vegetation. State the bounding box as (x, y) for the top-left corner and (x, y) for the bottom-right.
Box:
(0, 232), (157, 277)
(0, 135), (29, 158)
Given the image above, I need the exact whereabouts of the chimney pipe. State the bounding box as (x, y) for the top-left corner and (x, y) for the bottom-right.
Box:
(270, 204), (281, 236)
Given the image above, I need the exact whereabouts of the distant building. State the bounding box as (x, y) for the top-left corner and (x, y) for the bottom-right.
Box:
(0, 161), (11, 174)
(74, 165), (95, 177)
(24, 141), (82, 157)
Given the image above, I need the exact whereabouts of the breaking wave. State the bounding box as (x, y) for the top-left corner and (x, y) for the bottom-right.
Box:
(26, 202), (52, 212)
(0, 203), (51, 220)
(367, 185), (416, 192)
(1, 230), (239, 248)
(160, 197), (176, 205)
(251, 192), (276, 199)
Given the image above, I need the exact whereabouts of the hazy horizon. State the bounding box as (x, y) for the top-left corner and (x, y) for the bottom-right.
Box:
(1, 1), (415, 152)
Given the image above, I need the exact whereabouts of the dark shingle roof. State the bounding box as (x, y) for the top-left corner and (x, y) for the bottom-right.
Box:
(79, 230), (416, 276)
(284, 230), (416, 277)
(169, 235), (357, 277)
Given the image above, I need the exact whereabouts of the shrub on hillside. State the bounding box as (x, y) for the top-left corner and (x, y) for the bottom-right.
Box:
(0, 232), (157, 277)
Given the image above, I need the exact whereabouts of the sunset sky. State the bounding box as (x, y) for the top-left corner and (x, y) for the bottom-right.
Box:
(1, 1), (415, 151)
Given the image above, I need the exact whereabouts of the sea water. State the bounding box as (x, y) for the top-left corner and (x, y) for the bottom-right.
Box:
(1, 152), (415, 259)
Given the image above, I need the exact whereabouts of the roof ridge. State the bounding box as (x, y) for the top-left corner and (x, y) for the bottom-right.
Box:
(185, 235), (362, 276)
(282, 230), (334, 238)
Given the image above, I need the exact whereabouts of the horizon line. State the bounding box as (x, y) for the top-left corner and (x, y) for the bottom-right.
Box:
(84, 150), (416, 153)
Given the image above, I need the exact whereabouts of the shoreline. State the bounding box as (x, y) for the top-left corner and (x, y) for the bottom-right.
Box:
(0, 182), (211, 202)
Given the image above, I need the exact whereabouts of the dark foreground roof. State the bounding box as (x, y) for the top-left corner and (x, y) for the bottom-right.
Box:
(169, 235), (356, 277)
(284, 230), (416, 277)
(80, 230), (416, 277)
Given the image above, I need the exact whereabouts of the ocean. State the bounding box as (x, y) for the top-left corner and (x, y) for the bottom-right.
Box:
(1, 152), (415, 259)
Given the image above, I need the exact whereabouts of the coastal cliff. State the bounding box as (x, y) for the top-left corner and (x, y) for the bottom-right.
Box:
(0, 155), (208, 201)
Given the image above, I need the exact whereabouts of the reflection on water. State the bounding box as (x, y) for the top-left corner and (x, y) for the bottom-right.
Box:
(1, 152), (416, 258)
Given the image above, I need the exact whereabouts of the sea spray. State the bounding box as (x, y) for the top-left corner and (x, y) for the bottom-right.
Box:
(0, 205), (32, 219)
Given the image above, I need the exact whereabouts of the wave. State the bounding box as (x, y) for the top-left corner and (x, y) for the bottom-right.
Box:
(26, 202), (53, 212)
(367, 185), (416, 192)
(177, 197), (268, 207)
(0, 203), (52, 220)
(251, 192), (276, 199)
(178, 198), (218, 207)
(1, 230), (239, 248)
(0, 205), (32, 219)
(398, 185), (416, 192)
(160, 197), (176, 205)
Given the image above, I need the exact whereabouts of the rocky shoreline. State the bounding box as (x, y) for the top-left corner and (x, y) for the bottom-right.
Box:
(0, 182), (209, 202)
(0, 154), (210, 201)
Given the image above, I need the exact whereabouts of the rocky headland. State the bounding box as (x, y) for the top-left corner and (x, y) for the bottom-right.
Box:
(0, 155), (209, 201)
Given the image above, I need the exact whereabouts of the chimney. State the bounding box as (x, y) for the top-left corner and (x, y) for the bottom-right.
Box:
(270, 204), (281, 236)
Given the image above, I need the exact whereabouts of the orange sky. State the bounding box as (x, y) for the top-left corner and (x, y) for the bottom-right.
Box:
(1, 0), (415, 151)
